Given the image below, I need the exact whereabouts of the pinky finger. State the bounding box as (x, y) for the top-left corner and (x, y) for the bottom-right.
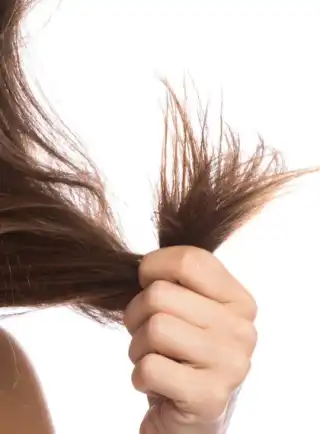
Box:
(131, 353), (222, 419)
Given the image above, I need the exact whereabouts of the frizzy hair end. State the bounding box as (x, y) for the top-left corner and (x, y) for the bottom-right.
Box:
(0, 0), (318, 324)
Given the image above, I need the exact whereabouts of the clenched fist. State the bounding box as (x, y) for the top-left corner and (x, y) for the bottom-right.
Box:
(124, 246), (257, 434)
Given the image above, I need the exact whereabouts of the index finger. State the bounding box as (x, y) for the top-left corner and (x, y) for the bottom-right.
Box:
(139, 246), (252, 305)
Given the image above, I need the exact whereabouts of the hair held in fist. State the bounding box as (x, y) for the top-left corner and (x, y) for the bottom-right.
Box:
(0, 0), (317, 324)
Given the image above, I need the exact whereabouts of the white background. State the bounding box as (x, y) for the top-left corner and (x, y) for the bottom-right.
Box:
(2, 1), (320, 433)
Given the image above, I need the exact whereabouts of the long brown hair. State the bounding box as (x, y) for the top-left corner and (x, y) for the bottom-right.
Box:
(0, 0), (317, 324)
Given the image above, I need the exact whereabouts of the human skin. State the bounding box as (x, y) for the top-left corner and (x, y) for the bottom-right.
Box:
(0, 245), (257, 434)
(124, 246), (257, 434)
(0, 327), (54, 434)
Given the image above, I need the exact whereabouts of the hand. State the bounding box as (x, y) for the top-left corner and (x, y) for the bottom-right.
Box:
(124, 246), (258, 434)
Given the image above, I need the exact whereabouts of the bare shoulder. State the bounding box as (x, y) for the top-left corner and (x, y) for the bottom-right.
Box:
(0, 327), (55, 434)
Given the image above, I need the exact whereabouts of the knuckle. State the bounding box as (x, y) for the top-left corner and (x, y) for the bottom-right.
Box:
(236, 320), (258, 347)
(139, 354), (158, 383)
(245, 296), (258, 321)
(128, 344), (135, 365)
(132, 354), (158, 391)
(146, 312), (168, 345)
(177, 247), (198, 275)
(247, 324), (258, 347)
(232, 354), (251, 382)
(128, 339), (143, 365)
(144, 281), (167, 311)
